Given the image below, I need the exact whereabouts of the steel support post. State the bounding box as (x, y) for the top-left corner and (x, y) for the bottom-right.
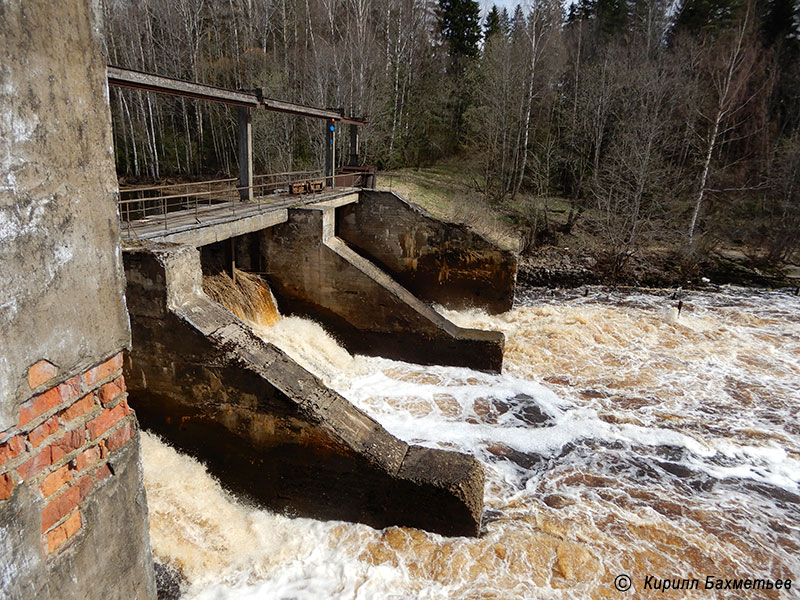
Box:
(238, 106), (254, 202)
(348, 123), (359, 167)
(325, 119), (336, 187)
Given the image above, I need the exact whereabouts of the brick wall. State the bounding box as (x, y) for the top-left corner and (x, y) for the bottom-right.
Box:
(0, 353), (137, 555)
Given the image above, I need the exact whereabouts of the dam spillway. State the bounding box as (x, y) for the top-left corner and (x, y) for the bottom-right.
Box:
(121, 189), (518, 536)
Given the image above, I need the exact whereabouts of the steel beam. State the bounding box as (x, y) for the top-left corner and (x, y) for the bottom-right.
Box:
(107, 66), (258, 107)
(107, 65), (366, 124)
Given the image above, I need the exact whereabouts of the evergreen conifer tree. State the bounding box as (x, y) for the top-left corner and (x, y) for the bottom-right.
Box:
(484, 5), (502, 41)
(674, 0), (747, 34)
(439, 0), (482, 70)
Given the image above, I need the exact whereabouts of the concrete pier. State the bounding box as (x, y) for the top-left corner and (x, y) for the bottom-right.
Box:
(123, 244), (485, 536)
(0, 1), (155, 597)
(261, 197), (506, 372)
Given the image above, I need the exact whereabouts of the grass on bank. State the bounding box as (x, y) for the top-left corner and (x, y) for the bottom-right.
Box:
(375, 162), (800, 287)
(376, 163), (583, 255)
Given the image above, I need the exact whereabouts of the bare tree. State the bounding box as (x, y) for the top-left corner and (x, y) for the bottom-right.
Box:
(685, 3), (765, 250)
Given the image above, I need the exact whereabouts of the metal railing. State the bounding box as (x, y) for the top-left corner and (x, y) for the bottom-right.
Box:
(117, 169), (374, 238)
(118, 170), (321, 226)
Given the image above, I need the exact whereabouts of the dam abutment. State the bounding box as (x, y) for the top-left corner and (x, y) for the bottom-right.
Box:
(337, 190), (517, 314)
(0, 1), (156, 597)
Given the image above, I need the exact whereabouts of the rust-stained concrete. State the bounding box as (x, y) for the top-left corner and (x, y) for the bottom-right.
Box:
(337, 191), (517, 314)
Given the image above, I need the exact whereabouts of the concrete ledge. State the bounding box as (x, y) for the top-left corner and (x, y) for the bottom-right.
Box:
(122, 244), (485, 536)
(133, 208), (289, 246)
(307, 192), (359, 209)
(337, 190), (517, 314)
(261, 207), (505, 372)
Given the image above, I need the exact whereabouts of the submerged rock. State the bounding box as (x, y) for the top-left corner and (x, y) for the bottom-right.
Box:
(154, 562), (185, 600)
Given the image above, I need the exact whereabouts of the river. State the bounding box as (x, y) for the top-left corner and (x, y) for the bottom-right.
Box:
(140, 285), (800, 599)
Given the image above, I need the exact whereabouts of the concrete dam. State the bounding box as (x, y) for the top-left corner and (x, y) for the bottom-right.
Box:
(122, 188), (517, 538)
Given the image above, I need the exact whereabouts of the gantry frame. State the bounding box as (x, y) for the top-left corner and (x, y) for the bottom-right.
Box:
(107, 65), (366, 194)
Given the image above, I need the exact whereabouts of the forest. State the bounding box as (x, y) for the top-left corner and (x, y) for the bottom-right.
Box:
(103, 0), (800, 280)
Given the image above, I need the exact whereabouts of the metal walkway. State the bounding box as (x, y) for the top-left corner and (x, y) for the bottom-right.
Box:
(120, 189), (359, 246)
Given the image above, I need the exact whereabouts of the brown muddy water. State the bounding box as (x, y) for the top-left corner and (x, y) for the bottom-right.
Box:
(141, 286), (800, 599)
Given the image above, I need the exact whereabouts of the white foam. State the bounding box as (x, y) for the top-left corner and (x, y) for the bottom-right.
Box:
(251, 316), (359, 384)
(141, 287), (800, 598)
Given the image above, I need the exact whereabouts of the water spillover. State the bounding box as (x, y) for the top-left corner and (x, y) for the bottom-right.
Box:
(141, 285), (800, 599)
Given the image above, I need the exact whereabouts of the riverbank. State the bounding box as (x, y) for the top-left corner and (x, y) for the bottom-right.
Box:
(516, 246), (800, 290)
(376, 166), (800, 291)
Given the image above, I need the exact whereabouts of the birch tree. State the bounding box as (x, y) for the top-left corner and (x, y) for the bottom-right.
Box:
(685, 3), (764, 249)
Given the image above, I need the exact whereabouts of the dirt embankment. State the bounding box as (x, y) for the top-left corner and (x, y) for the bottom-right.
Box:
(517, 246), (800, 291)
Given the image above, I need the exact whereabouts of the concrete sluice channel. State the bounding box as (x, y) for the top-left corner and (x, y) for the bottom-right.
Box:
(140, 286), (800, 599)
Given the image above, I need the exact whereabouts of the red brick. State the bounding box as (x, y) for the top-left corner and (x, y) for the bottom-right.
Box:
(18, 388), (62, 428)
(28, 416), (59, 448)
(64, 508), (82, 537)
(87, 403), (128, 440)
(95, 463), (112, 482)
(106, 420), (134, 452)
(40, 465), (74, 498)
(0, 472), (14, 500)
(0, 435), (25, 466)
(28, 360), (58, 390)
(50, 428), (86, 463)
(44, 509), (81, 554)
(61, 393), (96, 423)
(98, 376), (126, 406)
(40, 465), (73, 498)
(41, 485), (81, 532)
(75, 474), (93, 502)
(17, 447), (53, 480)
(58, 375), (82, 405)
(45, 523), (67, 553)
(82, 354), (123, 388)
(76, 444), (102, 471)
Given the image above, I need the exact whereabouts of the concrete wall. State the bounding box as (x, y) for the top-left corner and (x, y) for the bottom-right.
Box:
(123, 244), (485, 537)
(0, 1), (155, 597)
(337, 191), (517, 314)
(261, 202), (505, 372)
(0, 0), (130, 426)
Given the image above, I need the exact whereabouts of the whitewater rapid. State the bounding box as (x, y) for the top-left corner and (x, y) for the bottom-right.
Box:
(140, 286), (800, 599)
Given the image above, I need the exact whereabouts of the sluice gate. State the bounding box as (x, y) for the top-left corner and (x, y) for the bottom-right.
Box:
(123, 189), (517, 536)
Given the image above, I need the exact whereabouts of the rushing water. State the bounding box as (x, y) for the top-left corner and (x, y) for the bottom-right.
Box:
(141, 286), (800, 599)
